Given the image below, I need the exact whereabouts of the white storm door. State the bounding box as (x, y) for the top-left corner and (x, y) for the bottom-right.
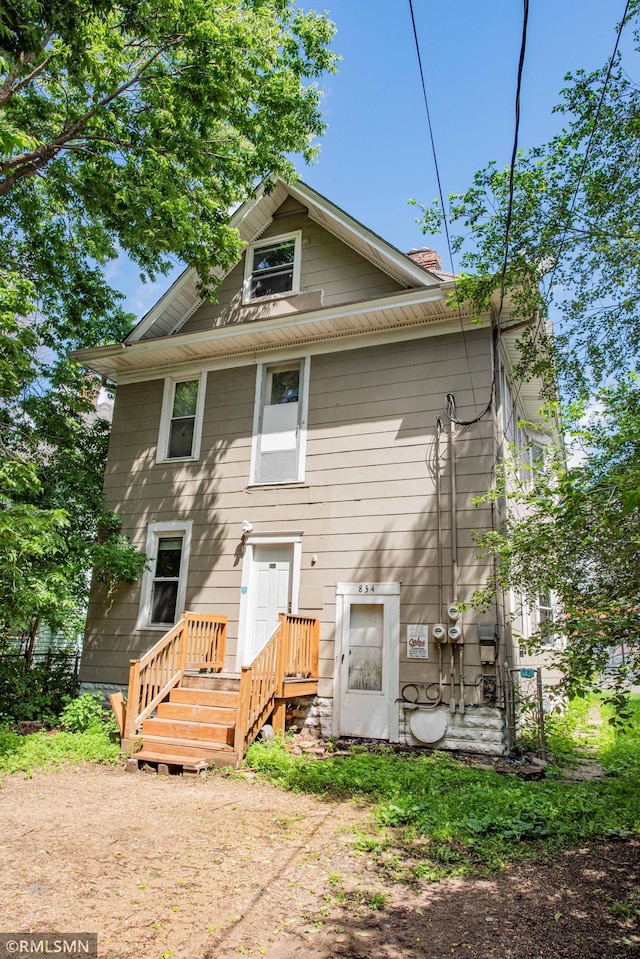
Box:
(246, 545), (293, 664)
(336, 584), (400, 741)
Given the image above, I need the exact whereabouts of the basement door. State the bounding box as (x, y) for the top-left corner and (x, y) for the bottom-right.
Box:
(335, 583), (400, 741)
(244, 544), (293, 665)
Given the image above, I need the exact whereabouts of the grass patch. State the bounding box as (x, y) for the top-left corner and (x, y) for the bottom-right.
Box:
(246, 696), (640, 879)
(0, 726), (121, 778)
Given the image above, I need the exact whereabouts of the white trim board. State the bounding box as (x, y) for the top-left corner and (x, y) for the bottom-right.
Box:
(136, 520), (193, 632)
(156, 371), (207, 464)
(333, 582), (400, 742)
(236, 531), (303, 669)
(123, 177), (441, 344)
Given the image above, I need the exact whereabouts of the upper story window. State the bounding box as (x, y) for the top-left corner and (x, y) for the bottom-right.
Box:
(250, 357), (310, 485)
(157, 372), (207, 463)
(243, 232), (302, 303)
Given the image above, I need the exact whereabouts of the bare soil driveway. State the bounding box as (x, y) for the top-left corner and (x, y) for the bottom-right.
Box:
(0, 764), (638, 959)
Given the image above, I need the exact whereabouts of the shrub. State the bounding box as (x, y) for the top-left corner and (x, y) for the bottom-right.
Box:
(60, 692), (105, 733)
(0, 650), (79, 724)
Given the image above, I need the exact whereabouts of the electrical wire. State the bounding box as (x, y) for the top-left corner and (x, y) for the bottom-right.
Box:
(495, 0), (530, 327)
(407, 0), (481, 417)
(409, 0), (531, 428)
(497, 0), (632, 459)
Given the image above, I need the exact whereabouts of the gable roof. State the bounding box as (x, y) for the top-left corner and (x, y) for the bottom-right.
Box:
(126, 177), (442, 343)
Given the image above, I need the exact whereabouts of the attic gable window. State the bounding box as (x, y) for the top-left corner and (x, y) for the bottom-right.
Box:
(243, 232), (302, 303)
(157, 372), (207, 464)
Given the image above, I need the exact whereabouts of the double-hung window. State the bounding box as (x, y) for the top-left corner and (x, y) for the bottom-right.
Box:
(243, 232), (301, 303)
(250, 358), (309, 485)
(157, 372), (206, 463)
(537, 592), (554, 643)
(138, 521), (192, 629)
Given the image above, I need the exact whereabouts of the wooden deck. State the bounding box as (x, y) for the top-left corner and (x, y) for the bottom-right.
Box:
(111, 613), (319, 771)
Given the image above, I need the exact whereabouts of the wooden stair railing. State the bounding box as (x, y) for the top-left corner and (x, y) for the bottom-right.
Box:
(235, 613), (320, 757)
(283, 613), (320, 679)
(122, 613), (227, 747)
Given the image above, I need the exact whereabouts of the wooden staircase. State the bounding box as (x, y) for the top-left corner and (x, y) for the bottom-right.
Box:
(110, 612), (319, 772)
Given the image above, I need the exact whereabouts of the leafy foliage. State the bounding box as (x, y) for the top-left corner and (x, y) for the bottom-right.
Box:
(59, 691), (109, 733)
(0, 724), (121, 777)
(415, 2), (640, 396)
(0, 648), (79, 723)
(0, 0), (337, 641)
(473, 377), (640, 699)
(247, 698), (640, 878)
(413, 7), (640, 693)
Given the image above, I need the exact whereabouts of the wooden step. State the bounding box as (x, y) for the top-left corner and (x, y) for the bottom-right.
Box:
(157, 702), (237, 725)
(133, 744), (238, 769)
(169, 687), (239, 709)
(182, 673), (241, 692)
(132, 750), (210, 771)
(142, 718), (235, 746)
(137, 736), (237, 761)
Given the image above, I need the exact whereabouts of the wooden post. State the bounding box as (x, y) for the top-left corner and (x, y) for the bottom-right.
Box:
(176, 615), (188, 676)
(217, 618), (227, 671)
(276, 614), (287, 695)
(109, 692), (126, 738)
(536, 667), (547, 761)
(271, 701), (287, 735)
(123, 659), (141, 747)
(234, 665), (251, 758)
(311, 617), (320, 678)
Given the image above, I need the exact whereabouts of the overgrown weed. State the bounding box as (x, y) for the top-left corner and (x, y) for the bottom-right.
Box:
(246, 695), (640, 878)
(0, 726), (121, 778)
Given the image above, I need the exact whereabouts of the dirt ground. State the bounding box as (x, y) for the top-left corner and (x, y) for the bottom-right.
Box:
(0, 764), (638, 959)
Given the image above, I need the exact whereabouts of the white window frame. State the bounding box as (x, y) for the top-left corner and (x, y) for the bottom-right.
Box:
(537, 590), (555, 644)
(242, 231), (302, 304)
(248, 355), (310, 486)
(137, 520), (193, 630)
(156, 371), (207, 464)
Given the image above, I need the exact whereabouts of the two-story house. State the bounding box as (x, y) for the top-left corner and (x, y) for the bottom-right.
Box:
(74, 177), (549, 768)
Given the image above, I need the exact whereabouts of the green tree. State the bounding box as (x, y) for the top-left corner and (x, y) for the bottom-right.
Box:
(474, 378), (640, 700)
(414, 4), (640, 698)
(414, 1), (640, 396)
(0, 0), (337, 647)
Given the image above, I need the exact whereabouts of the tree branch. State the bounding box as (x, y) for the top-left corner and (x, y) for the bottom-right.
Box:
(0, 51), (58, 109)
(0, 38), (182, 197)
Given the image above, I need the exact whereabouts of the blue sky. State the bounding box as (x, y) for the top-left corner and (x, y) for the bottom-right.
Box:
(114, 0), (635, 318)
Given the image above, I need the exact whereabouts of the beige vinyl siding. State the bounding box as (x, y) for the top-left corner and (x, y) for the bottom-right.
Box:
(82, 328), (499, 690)
(178, 203), (406, 336)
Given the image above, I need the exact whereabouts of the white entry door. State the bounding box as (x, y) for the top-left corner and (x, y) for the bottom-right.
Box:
(245, 544), (293, 664)
(335, 583), (400, 741)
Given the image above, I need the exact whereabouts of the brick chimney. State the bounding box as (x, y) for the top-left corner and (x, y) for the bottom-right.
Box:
(406, 247), (442, 272)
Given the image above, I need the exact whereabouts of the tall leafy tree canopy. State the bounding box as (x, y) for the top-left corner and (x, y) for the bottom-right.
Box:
(0, 0), (337, 650)
(416, 3), (640, 696)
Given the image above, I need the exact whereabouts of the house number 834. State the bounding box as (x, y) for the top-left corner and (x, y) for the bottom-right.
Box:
(358, 584), (375, 593)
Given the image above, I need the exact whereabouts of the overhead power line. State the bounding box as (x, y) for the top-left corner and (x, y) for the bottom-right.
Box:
(407, 0), (485, 420)
(500, 0), (632, 459)
(496, 0), (530, 326)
